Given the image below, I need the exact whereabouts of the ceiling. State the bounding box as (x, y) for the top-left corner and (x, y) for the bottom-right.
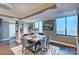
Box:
(0, 3), (56, 18)
(0, 3), (79, 22)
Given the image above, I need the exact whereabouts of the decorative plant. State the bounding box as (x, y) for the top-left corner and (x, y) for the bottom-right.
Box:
(28, 24), (39, 33)
(28, 24), (33, 33)
(34, 28), (38, 32)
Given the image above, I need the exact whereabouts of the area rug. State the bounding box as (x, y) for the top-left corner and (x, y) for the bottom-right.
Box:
(10, 44), (23, 55)
(45, 45), (60, 55)
(10, 44), (60, 55)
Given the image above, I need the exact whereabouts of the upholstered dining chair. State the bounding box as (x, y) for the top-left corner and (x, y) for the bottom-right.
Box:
(21, 35), (35, 54)
(45, 34), (52, 51)
(20, 37), (31, 53)
(47, 34), (51, 44)
(39, 33), (44, 35)
(39, 37), (47, 54)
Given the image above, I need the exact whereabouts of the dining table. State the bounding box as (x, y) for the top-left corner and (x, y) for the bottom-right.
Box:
(23, 34), (46, 54)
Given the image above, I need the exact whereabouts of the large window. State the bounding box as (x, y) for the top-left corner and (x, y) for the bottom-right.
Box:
(67, 16), (77, 36)
(34, 21), (43, 33)
(56, 18), (65, 35)
(56, 15), (77, 36)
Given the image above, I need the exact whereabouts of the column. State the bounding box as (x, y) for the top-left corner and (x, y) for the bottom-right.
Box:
(16, 21), (21, 43)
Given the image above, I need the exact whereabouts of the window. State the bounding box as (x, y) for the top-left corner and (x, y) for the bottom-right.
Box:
(56, 18), (65, 35)
(38, 21), (43, 33)
(9, 23), (16, 37)
(67, 16), (77, 36)
(34, 21), (43, 33)
(56, 15), (77, 36)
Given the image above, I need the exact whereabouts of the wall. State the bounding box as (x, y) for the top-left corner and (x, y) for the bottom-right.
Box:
(44, 31), (76, 47)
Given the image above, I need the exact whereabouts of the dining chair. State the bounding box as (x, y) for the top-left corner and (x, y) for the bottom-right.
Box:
(45, 34), (52, 51)
(39, 37), (47, 54)
(23, 34), (29, 36)
(39, 33), (44, 35)
(30, 33), (34, 35)
(20, 37), (31, 53)
(47, 34), (51, 44)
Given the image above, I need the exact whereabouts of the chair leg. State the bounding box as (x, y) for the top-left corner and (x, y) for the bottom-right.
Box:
(22, 47), (25, 53)
(22, 47), (24, 53)
(25, 48), (28, 54)
(41, 48), (46, 55)
(41, 50), (42, 55)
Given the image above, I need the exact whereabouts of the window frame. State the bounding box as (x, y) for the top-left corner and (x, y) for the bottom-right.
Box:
(56, 15), (78, 37)
(56, 17), (66, 35)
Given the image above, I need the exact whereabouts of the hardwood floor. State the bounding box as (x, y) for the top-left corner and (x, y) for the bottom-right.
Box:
(0, 38), (77, 55)
(0, 38), (19, 55)
(0, 40), (14, 55)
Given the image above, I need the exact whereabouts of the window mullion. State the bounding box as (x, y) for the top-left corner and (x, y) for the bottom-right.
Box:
(65, 17), (67, 36)
(38, 22), (39, 33)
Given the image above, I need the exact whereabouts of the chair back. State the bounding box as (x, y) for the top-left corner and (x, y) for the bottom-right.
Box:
(40, 37), (47, 48)
(30, 33), (34, 35)
(23, 34), (29, 36)
(47, 34), (51, 44)
(39, 33), (44, 35)
(20, 37), (26, 47)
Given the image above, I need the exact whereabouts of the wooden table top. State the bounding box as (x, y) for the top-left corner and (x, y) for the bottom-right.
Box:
(24, 34), (46, 42)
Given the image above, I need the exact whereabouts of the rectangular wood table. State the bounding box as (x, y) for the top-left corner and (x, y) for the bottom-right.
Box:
(24, 34), (46, 54)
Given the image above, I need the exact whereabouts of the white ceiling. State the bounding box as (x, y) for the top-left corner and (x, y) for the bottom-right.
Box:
(0, 3), (79, 23)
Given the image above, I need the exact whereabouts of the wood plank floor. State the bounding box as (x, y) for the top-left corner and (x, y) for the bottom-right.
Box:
(0, 38), (77, 55)
(0, 40), (14, 55)
(0, 38), (19, 55)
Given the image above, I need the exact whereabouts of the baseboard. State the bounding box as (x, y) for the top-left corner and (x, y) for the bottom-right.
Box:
(52, 40), (77, 48)
(0, 37), (16, 41)
(0, 38), (10, 41)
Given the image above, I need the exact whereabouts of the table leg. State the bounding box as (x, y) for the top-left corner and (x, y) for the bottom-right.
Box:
(35, 43), (37, 54)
